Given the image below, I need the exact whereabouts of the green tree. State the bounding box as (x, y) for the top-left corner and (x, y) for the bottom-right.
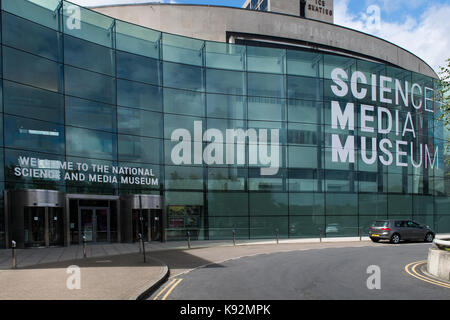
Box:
(438, 58), (449, 167)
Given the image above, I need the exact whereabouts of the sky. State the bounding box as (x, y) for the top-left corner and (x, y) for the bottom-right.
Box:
(70, 0), (450, 74)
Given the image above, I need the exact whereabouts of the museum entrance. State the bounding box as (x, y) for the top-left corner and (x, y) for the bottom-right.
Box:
(23, 207), (64, 247)
(68, 196), (120, 245)
(121, 194), (165, 243)
(7, 189), (66, 249)
(79, 207), (110, 243)
(131, 209), (162, 242)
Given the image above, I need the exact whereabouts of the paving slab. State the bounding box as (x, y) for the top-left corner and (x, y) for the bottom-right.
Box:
(0, 253), (168, 300)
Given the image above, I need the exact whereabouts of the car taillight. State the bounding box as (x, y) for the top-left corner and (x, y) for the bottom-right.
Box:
(381, 227), (391, 231)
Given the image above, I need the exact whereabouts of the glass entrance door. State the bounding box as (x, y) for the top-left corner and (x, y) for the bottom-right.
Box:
(79, 208), (110, 243)
(96, 209), (109, 242)
(24, 207), (64, 247)
(80, 209), (95, 242)
(24, 207), (46, 247)
(132, 209), (149, 242)
(48, 208), (63, 246)
(150, 209), (162, 241)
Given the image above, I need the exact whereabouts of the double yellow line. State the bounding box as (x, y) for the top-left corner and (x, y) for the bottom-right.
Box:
(404, 261), (450, 289)
(153, 278), (183, 300)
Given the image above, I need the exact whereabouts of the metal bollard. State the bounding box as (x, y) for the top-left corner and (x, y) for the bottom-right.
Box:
(138, 233), (146, 263)
(138, 233), (142, 253)
(187, 231), (191, 249)
(319, 228), (322, 243)
(232, 229), (236, 246)
(359, 228), (362, 241)
(276, 228), (279, 244)
(11, 240), (17, 269)
(82, 235), (87, 258)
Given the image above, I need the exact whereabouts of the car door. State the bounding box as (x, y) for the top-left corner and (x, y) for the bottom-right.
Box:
(397, 220), (411, 240)
(407, 221), (425, 240)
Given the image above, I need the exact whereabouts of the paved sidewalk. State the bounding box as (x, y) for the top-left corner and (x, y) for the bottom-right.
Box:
(0, 253), (168, 300)
(0, 236), (377, 270)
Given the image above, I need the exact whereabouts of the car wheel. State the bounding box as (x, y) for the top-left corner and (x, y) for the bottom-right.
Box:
(371, 238), (380, 243)
(425, 233), (434, 243)
(390, 233), (400, 244)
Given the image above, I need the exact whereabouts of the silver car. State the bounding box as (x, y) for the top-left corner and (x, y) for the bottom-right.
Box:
(369, 219), (435, 244)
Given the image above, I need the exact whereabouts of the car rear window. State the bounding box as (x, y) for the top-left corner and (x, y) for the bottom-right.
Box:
(372, 221), (388, 227)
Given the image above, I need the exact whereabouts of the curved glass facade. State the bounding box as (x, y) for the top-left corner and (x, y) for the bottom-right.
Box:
(0, 0), (448, 246)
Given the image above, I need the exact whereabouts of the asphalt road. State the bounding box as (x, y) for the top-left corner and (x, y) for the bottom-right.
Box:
(156, 243), (449, 300)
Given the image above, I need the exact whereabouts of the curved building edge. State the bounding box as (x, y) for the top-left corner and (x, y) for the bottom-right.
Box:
(92, 3), (438, 79)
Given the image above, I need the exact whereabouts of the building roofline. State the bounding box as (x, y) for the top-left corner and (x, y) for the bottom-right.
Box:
(87, 2), (438, 78)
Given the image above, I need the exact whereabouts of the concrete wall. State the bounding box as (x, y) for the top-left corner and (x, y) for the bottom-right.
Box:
(93, 4), (437, 79)
(427, 247), (450, 281)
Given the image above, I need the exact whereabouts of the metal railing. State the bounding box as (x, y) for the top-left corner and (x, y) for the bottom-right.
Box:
(166, 226), (370, 247)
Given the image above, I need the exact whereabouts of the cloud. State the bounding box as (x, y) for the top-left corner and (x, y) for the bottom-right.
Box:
(334, 0), (450, 75)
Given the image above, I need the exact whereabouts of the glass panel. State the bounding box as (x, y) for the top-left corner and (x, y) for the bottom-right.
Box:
(116, 20), (160, 59)
(289, 193), (324, 215)
(248, 97), (285, 121)
(24, 207), (46, 247)
(3, 80), (64, 124)
(325, 193), (357, 215)
(3, 46), (61, 92)
(2, 11), (61, 62)
(65, 65), (115, 104)
(358, 194), (387, 215)
(64, 34), (114, 76)
(116, 51), (161, 85)
(207, 94), (246, 120)
(388, 195), (412, 216)
(117, 107), (162, 138)
(206, 69), (245, 95)
(289, 216), (325, 238)
(287, 50), (323, 77)
(207, 192), (248, 216)
(4, 148), (65, 187)
(2, 0), (61, 30)
(117, 79), (162, 112)
(207, 167), (246, 191)
(323, 54), (356, 80)
(325, 216), (358, 237)
(205, 42), (245, 71)
(165, 165), (203, 190)
(247, 46), (285, 74)
(118, 135), (162, 164)
(288, 100), (322, 124)
(248, 72), (285, 98)
(163, 61), (204, 92)
(65, 96), (116, 132)
(164, 114), (205, 142)
(96, 209), (109, 242)
(250, 217), (288, 239)
(164, 88), (205, 117)
(288, 75), (323, 101)
(162, 33), (204, 66)
(66, 126), (116, 160)
(80, 209), (94, 242)
(63, 2), (114, 48)
(249, 193), (288, 215)
(208, 217), (249, 240)
(5, 114), (65, 154)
